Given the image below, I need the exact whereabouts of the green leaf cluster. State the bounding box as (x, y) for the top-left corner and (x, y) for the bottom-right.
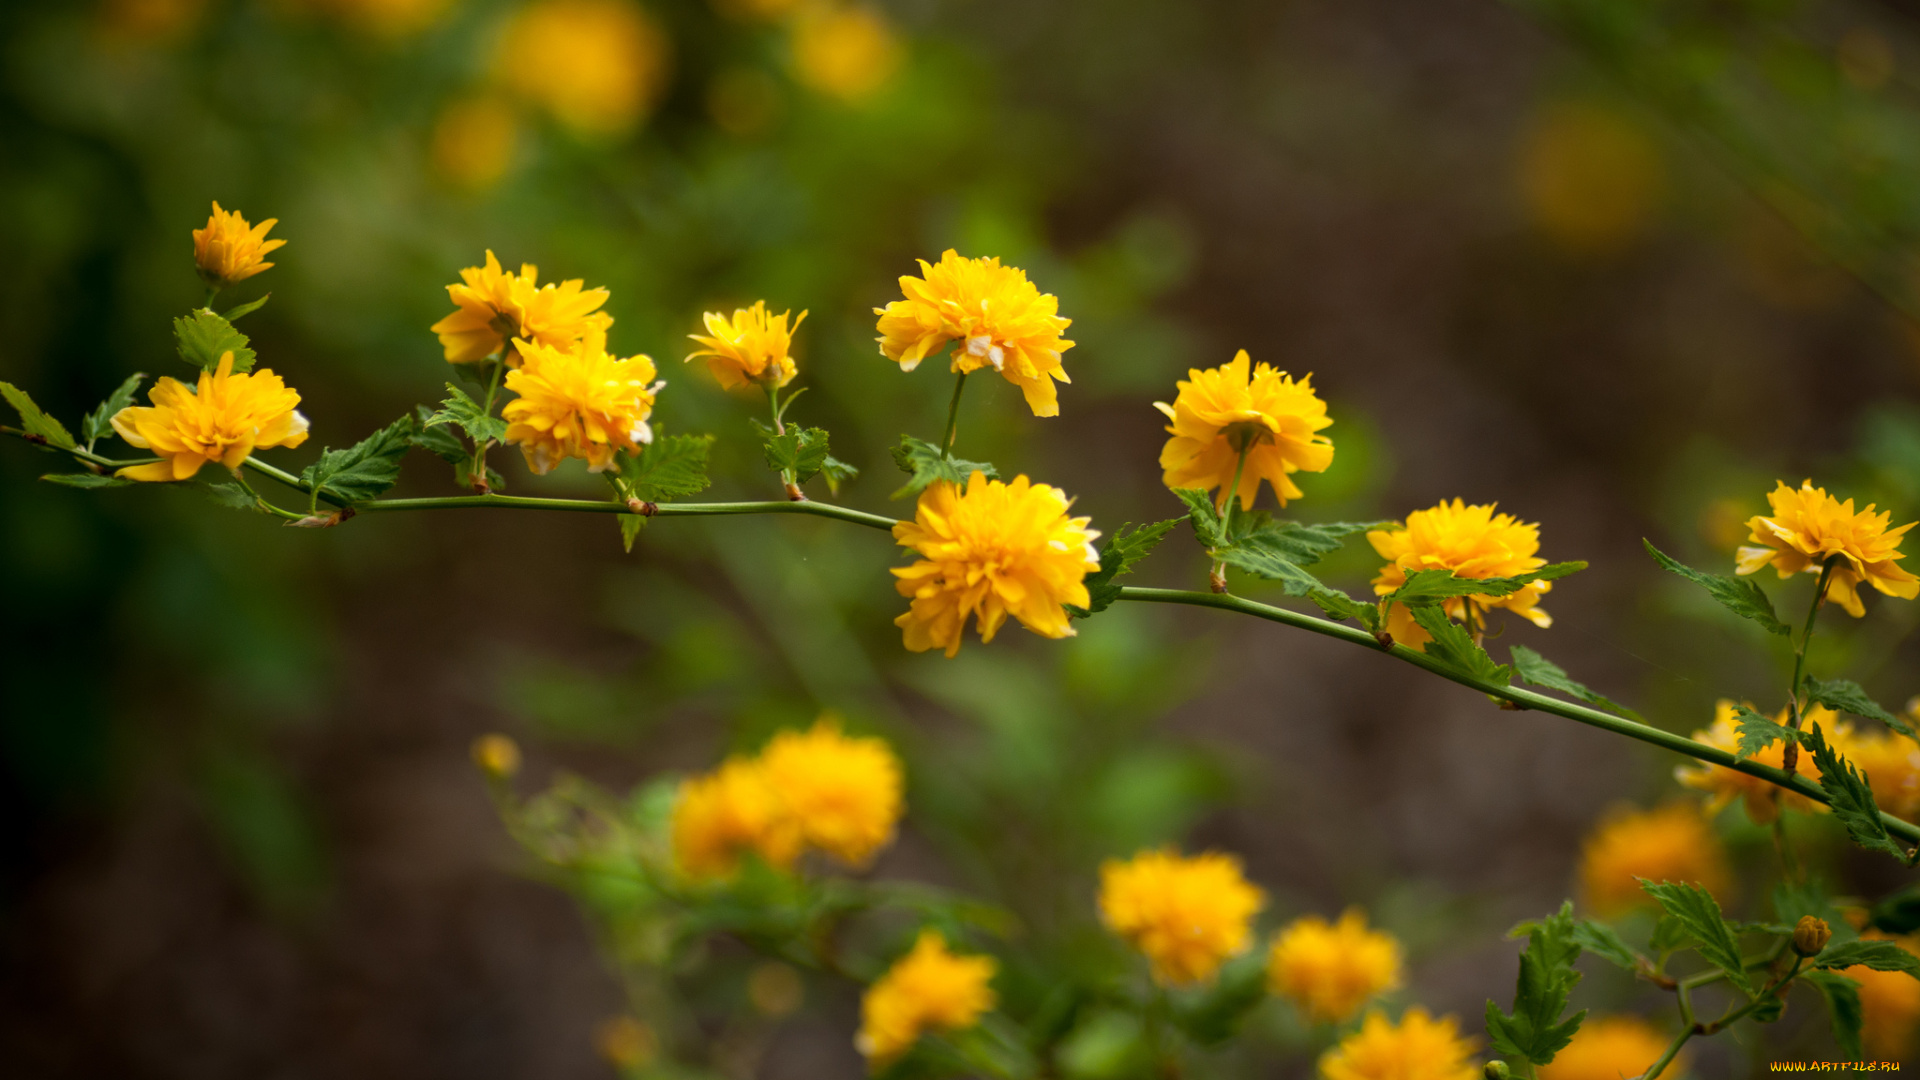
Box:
(1640, 880), (1755, 997)
(1383, 561), (1585, 608)
(1412, 605), (1512, 686)
(1173, 488), (1386, 625)
(1804, 722), (1913, 865)
(1067, 519), (1181, 618)
(299, 415), (415, 504)
(81, 373), (145, 450)
(763, 426), (858, 492)
(1486, 902), (1587, 1065)
(891, 434), (997, 498)
(1509, 646), (1640, 719)
(424, 384), (508, 447)
(173, 308), (257, 372)
(1643, 540), (1790, 635)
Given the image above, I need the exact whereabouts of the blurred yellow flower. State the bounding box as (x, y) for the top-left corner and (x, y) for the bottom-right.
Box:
(595, 1015), (656, 1068)
(875, 250), (1075, 417)
(670, 756), (802, 880)
(891, 473), (1099, 657)
(430, 250), (613, 366)
(1674, 700), (1835, 823)
(857, 929), (996, 1067)
(1267, 908), (1402, 1024)
(317, 0), (460, 38)
(759, 718), (903, 866)
(1577, 803), (1731, 918)
(1844, 933), (1920, 1059)
(1517, 102), (1663, 255)
(1318, 1007), (1479, 1080)
(431, 95), (519, 191)
(501, 332), (660, 474)
(792, 7), (902, 104)
(1537, 1015), (1679, 1080)
(495, 0), (669, 137)
(686, 301), (806, 391)
(193, 201), (285, 288)
(110, 353), (310, 481)
(470, 733), (522, 778)
(1735, 479), (1919, 617)
(1367, 500), (1552, 651)
(96, 0), (207, 43)
(1099, 848), (1264, 987)
(1843, 726), (1920, 821)
(1154, 349), (1333, 512)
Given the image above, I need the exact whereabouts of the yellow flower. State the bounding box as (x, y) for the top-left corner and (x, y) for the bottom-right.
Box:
(495, 0), (669, 137)
(192, 201), (285, 288)
(758, 718), (904, 867)
(1099, 848), (1265, 986)
(431, 95), (519, 191)
(1267, 908), (1403, 1024)
(1537, 1015), (1680, 1080)
(685, 301), (806, 391)
(1845, 934), (1920, 1059)
(890, 473), (1100, 657)
(792, 6), (902, 104)
(1577, 803), (1731, 918)
(670, 756), (802, 880)
(1674, 700), (1838, 824)
(857, 929), (996, 1067)
(1154, 350), (1334, 512)
(1735, 479), (1919, 617)
(1368, 500), (1553, 651)
(1318, 1008), (1479, 1080)
(110, 353), (310, 481)
(429, 250), (613, 366)
(501, 332), (660, 475)
(874, 250), (1075, 417)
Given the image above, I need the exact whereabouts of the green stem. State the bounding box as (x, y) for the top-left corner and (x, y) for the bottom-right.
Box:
(242, 456), (345, 508)
(356, 494), (900, 532)
(767, 383), (803, 500)
(1209, 443), (1254, 592)
(1640, 1026), (1693, 1080)
(202, 284), (220, 308)
(467, 355), (508, 490)
(1781, 556), (1840, 779)
(231, 470), (303, 521)
(941, 372), (969, 461)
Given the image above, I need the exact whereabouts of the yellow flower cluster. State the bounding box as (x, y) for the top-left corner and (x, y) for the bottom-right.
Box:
(1671, 700), (1910, 823)
(876, 250), (1076, 417)
(1369, 500), (1554, 650)
(685, 301), (806, 391)
(430, 250), (614, 366)
(193, 202), (284, 288)
(500, 332), (660, 475)
(1267, 908), (1403, 1024)
(856, 929), (996, 1067)
(1318, 1007), (1479, 1080)
(1537, 1015), (1680, 1080)
(1577, 802), (1731, 917)
(891, 473), (1100, 657)
(111, 353), (310, 482)
(1155, 350), (1334, 512)
(1098, 847), (1265, 986)
(1736, 479), (1918, 617)
(670, 718), (903, 881)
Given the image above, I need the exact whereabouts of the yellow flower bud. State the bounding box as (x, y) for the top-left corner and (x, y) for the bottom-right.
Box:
(1794, 915), (1833, 958)
(1485, 1063), (1512, 1080)
(471, 734), (522, 779)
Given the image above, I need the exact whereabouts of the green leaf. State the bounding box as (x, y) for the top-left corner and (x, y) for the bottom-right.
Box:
(0, 381), (76, 449)
(202, 479), (258, 511)
(1410, 605), (1512, 685)
(40, 472), (134, 489)
(1212, 539), (1377, 627)
(1509, 646), (1642, 720)
(408, 405), (468, 463)
(1171, 488), (1224, 548)
(890, 434), (998, 499)
(1643, 539), (1790, 635)
(424, 384), (508, 446)
(622, 433), (713, 502)
(222, 293), (270, 322)
(1171, 951), (1269, 1046)
(1734, 704), (1800, 760)
(821, 455), (859, 496)
(764, 426), (831, 484)
(1805, 677), (1914, 738)
(1640, 880), (1754, 998)
(298, 415), (413, 503)
(618, 514), (646, 553)
(1569, 919), (1645, 972)
(1486, 901), (1587, 1065)
(1804, 970), (1864, 1062)
(1387, 562), (1586, 608)
(1232, 519), (1386, 568)
(1814, 939), (1920, 977)
(1068, 518), (1181, 618)
(1649, 915), (1695, 955)
(173, 308), (257, 372)
(1805, 721), (1912, 864)
(1868, 886), (1920, 935)
(1775, 879), (1858, 947)
(81, 373), (146, 449)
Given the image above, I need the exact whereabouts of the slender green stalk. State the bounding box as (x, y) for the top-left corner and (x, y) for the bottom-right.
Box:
(1640, 1026), (1693, 1080)
(355, 494), (901, 531)
(466, 355), (509, 491)
(766, 382), (804, 500)
(231, 471), (303, 521)
(1209, 443), (1254, 592)
(202, 284), (220, 308)
(242, 455), (345, 508)
(941, 372), (969, 460)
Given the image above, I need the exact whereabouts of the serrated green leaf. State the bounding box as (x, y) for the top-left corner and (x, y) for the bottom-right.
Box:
(1171, 488), (1226, 549)
(1805, 721), (1912, 864)
(1569, 919), (1644, 972)
(764, 426), (831, 484)
(1068, 518), (1181, 618)
(890, 434), (998, 499)
(1804, 970), (1864, 1061)
(408, 405), (467, 463)
(1805, 677), (1913, 737)
(424, 384), (507, 446)
(1644, 539), (1790, 635)
(1212, 539), (1376, 625)
(1232, 519), (1387, 568)
(173, 309), (256, 372)
(1640, 880), (1754, 998)
(1509, 646), (1642, 720)
(298, 415), (413, 503)
(622, 433), (713, 502)
(222, 293), (270, 322)
(1410, 605), (1512, 685)
(0, 381), (76, 449)
(1650, 914), (1695, 955)
(822, 455), (859, 496)
(1734, 703), (1800, 760)
(81, 373), (145, 449)
(1814, 939), (1920, 977)
(202, 479), (258, 511)
(618, 514), (646, 553)
(40, 472), (135, 489)
(1486, 902), (1586, 1065)
(1387, 562), (1586, 608)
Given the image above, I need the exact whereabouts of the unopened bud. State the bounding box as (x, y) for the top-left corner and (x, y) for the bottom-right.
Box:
(1792, 915), (1832, 957)
(471, 733), (521, 779)
(1484, 1062), (1511, 1080)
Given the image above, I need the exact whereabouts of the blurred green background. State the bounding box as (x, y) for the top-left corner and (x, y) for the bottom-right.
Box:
(8, 0), (1920, 1074)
